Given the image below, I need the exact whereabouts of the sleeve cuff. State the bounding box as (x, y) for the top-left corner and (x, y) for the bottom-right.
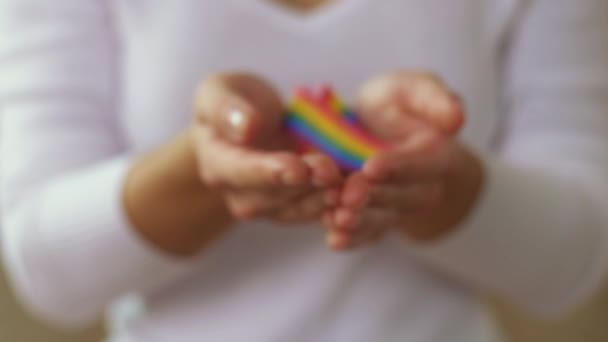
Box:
(405, 156), (600, 316)
(36, 155), (195, 302)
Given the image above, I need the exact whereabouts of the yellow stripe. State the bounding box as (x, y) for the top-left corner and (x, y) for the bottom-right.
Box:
(292, 99), (376, 158)
(329, 97), (343, 114)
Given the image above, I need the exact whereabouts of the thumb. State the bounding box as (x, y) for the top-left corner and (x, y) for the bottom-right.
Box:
(213, 99), (258, 145)
(195, 73), (284, 146)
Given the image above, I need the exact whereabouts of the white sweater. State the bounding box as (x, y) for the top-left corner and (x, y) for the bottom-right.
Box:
(1, 1), (608, 341)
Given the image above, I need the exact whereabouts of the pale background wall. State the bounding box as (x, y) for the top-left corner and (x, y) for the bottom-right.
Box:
(0, 268), (104, 342)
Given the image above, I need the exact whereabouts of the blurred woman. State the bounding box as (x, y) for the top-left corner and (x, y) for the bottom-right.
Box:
(1, 1), (608, 341)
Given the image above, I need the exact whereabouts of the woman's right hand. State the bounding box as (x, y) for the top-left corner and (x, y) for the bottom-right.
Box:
(191, 73), (342, 224)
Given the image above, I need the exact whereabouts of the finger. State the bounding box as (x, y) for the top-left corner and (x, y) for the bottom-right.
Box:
(193, 126), (310, 188)
(227, 183), (340, 221)
(322, 210), (335, 228)
(326, 223), (388, 251)
(194, 73), (285, 147)
(331, 207), (400, 233)
(327, 210), (395, 250)
(327, 230), (353, 251)
(344, 227), (388, 250)
(368, 183), (443, 212)
(340, 173), (370, 209)
(362, 130), (446, 182)
(271, 189), (338, 224)
(356, 71), (464, 136)
(403, 73), (464, 134)
(331, 207), (360, 231)
(370, 105), (429, 141)
(367, 228), (387, 243)
(302, 153), (343, 187)
(224, 186), (309, 220)
(357, 103), (428, 141)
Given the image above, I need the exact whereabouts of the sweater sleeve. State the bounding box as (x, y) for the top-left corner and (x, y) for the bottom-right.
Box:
(0, 0), (195, 328)
(409, 0), (608, 317)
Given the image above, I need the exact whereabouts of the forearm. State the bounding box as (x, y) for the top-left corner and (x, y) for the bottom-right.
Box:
(124, 128), (234, 257)
(406, 156), (608, 317)
(0, 0), (234, 327)
(398, 142), (484, 241)
(1, 130), (233, 327)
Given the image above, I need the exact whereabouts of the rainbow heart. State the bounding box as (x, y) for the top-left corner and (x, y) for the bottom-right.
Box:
(285, 86), (389, 171)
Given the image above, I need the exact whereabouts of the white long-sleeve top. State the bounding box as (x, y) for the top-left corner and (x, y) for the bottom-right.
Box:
(1, 1), (608, 341)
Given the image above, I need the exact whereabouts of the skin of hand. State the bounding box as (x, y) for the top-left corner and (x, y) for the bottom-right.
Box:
(124, 73), (342, 257)
(323, 71), (484, 250)
(192, 73), (343, 224)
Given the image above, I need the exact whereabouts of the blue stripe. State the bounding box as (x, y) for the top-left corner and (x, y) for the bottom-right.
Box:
(342, 110), (365, 129)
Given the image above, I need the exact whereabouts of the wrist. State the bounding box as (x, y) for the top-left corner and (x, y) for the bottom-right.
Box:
(401, 142), (484, 241)
(124, 129), (233, 257)
(447, 143), (484, 228)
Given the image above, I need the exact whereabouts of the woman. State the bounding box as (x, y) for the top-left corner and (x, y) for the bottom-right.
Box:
(1, 0), (608, 341)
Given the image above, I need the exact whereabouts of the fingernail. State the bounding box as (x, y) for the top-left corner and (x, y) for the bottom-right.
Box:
(336, 209), (356, 228)
(223, 106), (250, 142)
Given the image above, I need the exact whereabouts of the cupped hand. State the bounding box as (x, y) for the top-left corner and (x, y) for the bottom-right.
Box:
(192, 73), (342, 224)
(325, 71), (483, 250)
(356, 70), (464, 141)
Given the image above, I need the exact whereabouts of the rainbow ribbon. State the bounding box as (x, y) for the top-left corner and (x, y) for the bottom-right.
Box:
(285, 86), (388, 171)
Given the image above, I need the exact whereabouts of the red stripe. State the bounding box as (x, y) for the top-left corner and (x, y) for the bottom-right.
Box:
(318, 84), (335, 107)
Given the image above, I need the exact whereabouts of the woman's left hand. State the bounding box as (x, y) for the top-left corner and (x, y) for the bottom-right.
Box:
(324, 71), (484, 250)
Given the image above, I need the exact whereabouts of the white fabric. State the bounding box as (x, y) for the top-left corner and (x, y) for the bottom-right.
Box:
(1, 1), (608, 341)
